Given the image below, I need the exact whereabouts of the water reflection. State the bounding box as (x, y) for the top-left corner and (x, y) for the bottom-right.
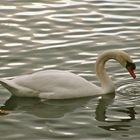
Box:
(95, 94), (115, 122)
(0, 96), (91, 118)
(95, 94), (136, 131)
(0, 92), (136, 132)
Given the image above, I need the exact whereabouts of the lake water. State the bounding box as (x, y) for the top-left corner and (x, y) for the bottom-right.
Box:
(0, 0), (140, 139)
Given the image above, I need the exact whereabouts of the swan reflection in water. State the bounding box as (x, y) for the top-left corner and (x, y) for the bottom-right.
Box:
(95, 93), (136, 131)
(0, 96), (91, 118)
(0, 93), (136, 132)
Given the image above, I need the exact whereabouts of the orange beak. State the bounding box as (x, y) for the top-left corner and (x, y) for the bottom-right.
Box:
(127, 66), (136, 79)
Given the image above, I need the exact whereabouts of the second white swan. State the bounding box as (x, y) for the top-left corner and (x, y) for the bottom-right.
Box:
(0, 50), (136, 99)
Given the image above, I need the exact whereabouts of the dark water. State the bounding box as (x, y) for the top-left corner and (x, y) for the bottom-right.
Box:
(0, 0), (140, 139)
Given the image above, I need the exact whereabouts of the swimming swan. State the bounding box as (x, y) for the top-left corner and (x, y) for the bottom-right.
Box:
(0, 50), (136, 99)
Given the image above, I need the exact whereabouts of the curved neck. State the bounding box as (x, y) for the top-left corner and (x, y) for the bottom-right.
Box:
(95, 51), (117, 93)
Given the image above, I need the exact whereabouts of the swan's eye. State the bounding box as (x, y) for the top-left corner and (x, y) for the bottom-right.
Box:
(126, 61), (136, 70)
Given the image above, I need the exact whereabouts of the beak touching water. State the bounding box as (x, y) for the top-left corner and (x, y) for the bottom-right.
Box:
(126, 62), (136, 79)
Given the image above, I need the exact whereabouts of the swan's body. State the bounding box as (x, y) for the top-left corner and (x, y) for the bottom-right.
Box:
(0, 50), (136, 99)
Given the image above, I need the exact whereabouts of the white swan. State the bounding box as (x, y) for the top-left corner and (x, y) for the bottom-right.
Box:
(0, 50), (136, 99)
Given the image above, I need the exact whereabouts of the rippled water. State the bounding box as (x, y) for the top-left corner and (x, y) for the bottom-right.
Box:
(0, 0), (140, 139)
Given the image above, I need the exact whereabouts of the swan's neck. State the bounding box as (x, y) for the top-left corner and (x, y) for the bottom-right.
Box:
(95, 51), (117, 94)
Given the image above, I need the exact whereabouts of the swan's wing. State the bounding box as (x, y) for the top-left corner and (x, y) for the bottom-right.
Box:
(12, 70), (92, 89)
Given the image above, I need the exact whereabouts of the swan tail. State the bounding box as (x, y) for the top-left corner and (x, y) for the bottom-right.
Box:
(0, 79), (18, 93)
(0, 79), (38, 97)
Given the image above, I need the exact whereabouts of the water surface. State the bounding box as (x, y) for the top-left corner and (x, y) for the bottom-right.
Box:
(0, 0), (140, 139)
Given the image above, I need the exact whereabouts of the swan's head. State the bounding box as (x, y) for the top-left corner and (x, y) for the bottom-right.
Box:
(116, 50), (136, 79)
